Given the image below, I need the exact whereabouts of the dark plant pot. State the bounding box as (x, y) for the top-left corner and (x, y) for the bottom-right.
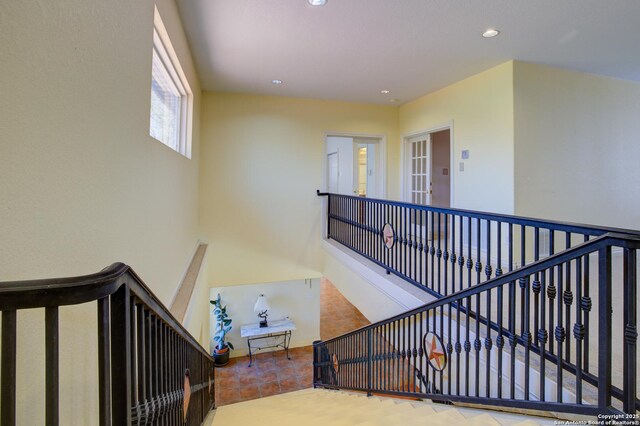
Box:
(213, 346), (230, 366)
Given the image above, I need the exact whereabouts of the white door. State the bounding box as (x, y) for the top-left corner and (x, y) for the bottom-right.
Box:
(327, 152), (339, 193)
(406, 134), (431, 205)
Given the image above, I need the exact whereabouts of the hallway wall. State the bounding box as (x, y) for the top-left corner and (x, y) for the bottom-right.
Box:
(514, 61), (640, 229)
(199, 92), (399, 286)
(0, 0), (202, 423)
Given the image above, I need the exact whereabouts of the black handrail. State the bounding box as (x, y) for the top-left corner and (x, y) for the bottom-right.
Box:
(0, 263), (215, 425)
(313, 232), (639, 417)
(318, 191), (640, 301)
(317, 191), (640, 238)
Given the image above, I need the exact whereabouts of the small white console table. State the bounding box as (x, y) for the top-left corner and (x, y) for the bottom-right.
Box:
(240, 319), (296, 367)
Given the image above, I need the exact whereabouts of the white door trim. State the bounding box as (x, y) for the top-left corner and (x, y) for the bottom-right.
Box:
(401, 121), (454, 207)
(323, 131), (387, 198)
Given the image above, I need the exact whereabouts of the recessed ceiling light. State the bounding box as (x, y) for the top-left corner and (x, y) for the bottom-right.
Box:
(308, 0), (327, 6)
(381, 90), (390, 94)
(271, 79), (283, 84)
(482, 28), (500, 38)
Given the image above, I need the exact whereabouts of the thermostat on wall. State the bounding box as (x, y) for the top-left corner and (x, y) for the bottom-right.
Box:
(461, 150), (469, 159)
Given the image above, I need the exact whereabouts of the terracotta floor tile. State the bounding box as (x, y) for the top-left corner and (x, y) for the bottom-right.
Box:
(259, 381), (281, 397)
(275, 366), (298, 380)
(218, 387), (241, 405)
(237, 373), (258, 387)
(214, 278), (370, 406)
(279, 377), (302, 392)
(255, 361), (278, 374)
(259, 370), (278, 383)
(273, 356), (295, 369)
(237, 384), (261, 400)
(215, 367), (234, 380)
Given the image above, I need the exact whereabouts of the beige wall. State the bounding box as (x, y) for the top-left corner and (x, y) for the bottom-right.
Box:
(0, 0), (202, 423)
(399, 61), (515, 214)
(199, 92), (400, 286)
(209, 278), (321, 358)
(514, 61), (640, 229)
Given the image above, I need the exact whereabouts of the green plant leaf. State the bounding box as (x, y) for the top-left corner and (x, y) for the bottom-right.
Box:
(227, 342), (234, 350)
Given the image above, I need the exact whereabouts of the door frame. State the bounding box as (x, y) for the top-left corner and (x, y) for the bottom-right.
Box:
(323, 131), (387, 198)
(401, 122), (454, 207)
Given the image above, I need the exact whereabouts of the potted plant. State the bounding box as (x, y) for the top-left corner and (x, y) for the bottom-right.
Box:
(210, 293), (234, 366)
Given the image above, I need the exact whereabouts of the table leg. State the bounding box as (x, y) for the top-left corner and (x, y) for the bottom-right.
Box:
(285, 330), (292, 360)
(247, 338), (253, 367)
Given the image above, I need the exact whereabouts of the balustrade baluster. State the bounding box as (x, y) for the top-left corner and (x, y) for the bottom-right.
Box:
(583, 235), (591, 372)
(496, 221), (504, 399)
(411, 209), (422, 283)
(533, 228), (540, 348)
(539, 260), (548, 402)
(110, 284), (132, 424)
(574, 254), (584, 404)
(98, 298), (111, 426)
(548, 231), (556, 356)
(623, 248), (637, 412)
(406, 207), (410, 280)
(419, 209), (424, 286)
(484, 220), (492, 397)
(565, 233), (573, 363)
(465, 217), (472, 397)
(1, 310), (17, 426)
(44, 307), (59, 426)
(437, 213), (442, 295)
(404, 316), (409, 392)
(430, 211), (435, 291)
(598, 247), (612, 409)
(508, 223), (516, 399)
(474, 218), (482, 397)
(419, 311), (424, 394)
(556, 263), (565, 403)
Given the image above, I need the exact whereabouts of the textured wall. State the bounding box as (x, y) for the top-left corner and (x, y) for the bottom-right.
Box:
(199, 92), (400, 286)
(514, 61), (640, 229)
(0, 0), (202, 423)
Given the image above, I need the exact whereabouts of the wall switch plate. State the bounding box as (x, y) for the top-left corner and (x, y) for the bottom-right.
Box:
(459, 162), (465, 172)
(461, 150), (469, 159)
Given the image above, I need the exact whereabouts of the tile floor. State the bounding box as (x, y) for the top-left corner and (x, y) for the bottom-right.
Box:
(320, 277), (370, 341)
(214, 278), (370, 406)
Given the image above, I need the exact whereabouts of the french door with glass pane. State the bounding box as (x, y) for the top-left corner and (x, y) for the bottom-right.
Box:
(406, 134), (431, 205)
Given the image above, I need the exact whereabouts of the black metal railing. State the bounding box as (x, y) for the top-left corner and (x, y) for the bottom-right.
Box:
(0, 263), (215, 425)
(313, 232), (639, 416)
(318, 191), (639, 301)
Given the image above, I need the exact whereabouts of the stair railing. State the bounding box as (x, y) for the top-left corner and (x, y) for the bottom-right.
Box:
(317, 191), (640, 300)
(313, 233), (639, 417)
(0, 263), (215, 425)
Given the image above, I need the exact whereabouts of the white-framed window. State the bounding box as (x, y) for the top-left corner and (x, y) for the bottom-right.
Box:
(149, 6), (192, 158)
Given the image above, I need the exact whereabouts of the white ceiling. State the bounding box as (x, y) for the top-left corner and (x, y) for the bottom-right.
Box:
(176, 0), (640, 105)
